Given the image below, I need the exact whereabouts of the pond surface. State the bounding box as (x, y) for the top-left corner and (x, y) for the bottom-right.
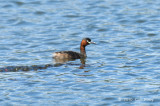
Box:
(0, 0), (160, 105)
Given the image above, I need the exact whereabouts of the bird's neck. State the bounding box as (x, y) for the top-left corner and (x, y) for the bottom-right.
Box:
(80, 45), (86, 56)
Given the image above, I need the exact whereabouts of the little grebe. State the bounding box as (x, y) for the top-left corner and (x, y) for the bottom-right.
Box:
(53, 38), (95, 59)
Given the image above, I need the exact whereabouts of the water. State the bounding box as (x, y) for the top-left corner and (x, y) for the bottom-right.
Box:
(0, 0), (160, 105)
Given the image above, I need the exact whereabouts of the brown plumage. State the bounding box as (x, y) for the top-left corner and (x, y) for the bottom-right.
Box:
(53, 38), (95, 59)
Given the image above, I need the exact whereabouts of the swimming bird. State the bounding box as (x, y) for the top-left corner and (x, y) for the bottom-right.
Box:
(53, 38), (95, 59)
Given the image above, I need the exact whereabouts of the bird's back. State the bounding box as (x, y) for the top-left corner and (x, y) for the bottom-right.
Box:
(53, 51), (82, 59)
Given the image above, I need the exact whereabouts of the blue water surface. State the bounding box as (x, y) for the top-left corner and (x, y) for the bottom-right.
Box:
(0, 0), (160, 105)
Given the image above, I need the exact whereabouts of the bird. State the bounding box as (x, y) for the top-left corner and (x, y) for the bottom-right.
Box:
(53, 38), (95, 60)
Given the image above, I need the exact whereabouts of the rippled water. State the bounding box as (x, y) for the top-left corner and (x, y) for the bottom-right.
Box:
(1, 0), (160, 105)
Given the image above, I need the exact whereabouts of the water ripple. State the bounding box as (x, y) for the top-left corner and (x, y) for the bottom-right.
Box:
(0, 0), (160, 105)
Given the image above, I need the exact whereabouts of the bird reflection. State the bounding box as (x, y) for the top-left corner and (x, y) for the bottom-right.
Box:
(53, 57), (86, 69)
(79, 58), (86, 69)
(0, 58), (86, 72)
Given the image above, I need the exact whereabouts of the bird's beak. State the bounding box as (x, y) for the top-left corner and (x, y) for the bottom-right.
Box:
(88, 41), (96, 44)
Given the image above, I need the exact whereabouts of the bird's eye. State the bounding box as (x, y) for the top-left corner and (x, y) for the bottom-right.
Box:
(87, 40), (90, 43)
